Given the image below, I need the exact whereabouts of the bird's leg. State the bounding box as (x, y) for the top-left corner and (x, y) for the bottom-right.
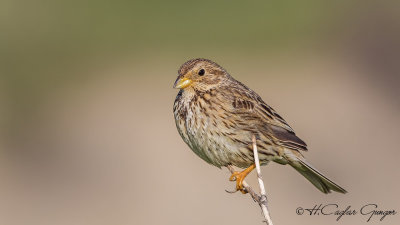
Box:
(229, 164), (256, 194)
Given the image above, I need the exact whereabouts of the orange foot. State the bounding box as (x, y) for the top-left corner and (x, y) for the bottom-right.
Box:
(229, 164), (255, 194)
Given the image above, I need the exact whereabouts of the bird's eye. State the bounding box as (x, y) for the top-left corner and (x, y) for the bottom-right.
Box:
(198, 69), (205, 76)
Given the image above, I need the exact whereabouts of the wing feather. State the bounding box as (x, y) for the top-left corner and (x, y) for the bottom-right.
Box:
(226, 82), (308, 151)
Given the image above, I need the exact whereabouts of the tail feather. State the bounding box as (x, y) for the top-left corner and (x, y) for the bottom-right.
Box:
(283, 150), (347, 194)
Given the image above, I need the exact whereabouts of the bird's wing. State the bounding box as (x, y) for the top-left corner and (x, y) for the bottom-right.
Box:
(226, 83), (308, 152)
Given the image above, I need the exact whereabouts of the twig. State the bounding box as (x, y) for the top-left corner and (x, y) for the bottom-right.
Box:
(226, 136), (273, 225)
(252, 135), (273, 225)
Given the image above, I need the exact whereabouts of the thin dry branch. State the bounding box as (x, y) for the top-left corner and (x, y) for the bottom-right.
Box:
(252, 135), (273, 225)
(226, 136), (273, 225)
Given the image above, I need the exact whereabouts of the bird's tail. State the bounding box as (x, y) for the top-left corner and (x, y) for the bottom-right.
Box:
(283, 149), (347, 194)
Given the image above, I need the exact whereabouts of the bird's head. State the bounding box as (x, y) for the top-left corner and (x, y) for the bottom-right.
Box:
(173, 58), (230, 91)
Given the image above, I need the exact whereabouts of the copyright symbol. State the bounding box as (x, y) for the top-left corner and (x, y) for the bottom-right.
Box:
(296, 207), (304, 215)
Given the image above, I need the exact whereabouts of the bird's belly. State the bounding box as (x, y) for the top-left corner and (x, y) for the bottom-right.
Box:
(183, 109), (256, 168)
(174, 96), (278, 168)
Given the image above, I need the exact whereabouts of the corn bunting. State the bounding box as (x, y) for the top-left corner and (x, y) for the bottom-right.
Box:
(173, 58), (346, 194)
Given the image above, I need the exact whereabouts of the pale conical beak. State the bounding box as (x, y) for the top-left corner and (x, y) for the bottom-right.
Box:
(173, 77), (193, 89)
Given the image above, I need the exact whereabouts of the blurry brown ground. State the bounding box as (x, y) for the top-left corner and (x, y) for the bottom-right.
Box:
(1, 1), (399, 225)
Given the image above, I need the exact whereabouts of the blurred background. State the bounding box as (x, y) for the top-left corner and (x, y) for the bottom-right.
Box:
(1, 0), (399, 224)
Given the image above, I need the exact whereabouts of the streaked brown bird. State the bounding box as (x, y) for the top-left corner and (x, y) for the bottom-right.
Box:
(173, 58), (346, 194)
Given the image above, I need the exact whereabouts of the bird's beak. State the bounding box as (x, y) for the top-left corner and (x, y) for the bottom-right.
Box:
(173, 77), (193, 89)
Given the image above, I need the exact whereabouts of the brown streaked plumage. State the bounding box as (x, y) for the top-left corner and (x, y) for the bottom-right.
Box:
(173, 58), (346, 194)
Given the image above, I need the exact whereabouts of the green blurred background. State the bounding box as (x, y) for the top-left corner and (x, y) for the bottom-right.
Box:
(1, 0), (399, 224)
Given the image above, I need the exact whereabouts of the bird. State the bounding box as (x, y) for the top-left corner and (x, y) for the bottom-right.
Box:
(173, 58), (346, 194)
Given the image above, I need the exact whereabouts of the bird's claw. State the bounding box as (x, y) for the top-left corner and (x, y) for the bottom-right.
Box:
(229, 172), (248, 194)
(225, 189), (238, 194)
